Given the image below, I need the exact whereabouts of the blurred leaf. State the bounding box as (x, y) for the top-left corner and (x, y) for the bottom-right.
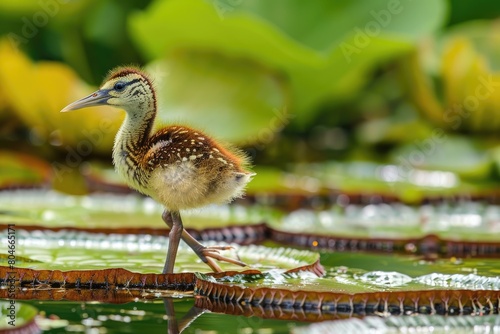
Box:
(0, 39), (123, 154)
(0, 81), (8, 121)
(146, 53), (288, 144)
(236, 0), (445, 52)
(0, 0), (90, 16)
(83, 1), (127, 46)
(400, 20), (500, 132)
(0, 151), (52, 188)
(130, 0), (447, 125)
(448, 0), (500, 26)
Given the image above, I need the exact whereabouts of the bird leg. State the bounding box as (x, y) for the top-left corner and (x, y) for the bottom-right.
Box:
(162, 210), (247, 273)
(163, 210), (183, 274)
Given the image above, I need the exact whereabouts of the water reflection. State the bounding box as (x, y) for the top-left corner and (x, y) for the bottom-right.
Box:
(163, 298), (207, 333)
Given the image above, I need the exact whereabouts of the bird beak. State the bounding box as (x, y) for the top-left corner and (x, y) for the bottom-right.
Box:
(61, 89), (110, 112)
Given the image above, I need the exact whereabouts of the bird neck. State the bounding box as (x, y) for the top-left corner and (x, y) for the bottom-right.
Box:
(115, 102), (156, 152)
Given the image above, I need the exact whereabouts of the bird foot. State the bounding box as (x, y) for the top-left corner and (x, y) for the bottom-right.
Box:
(195, 245), (247, 272)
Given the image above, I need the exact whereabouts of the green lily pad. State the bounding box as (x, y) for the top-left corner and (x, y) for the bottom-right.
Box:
(390, 136), (493, 180)
(293, 161), (497, 204)
(271, 201), (500, 242)
(0, 229), (319, 273)
(195, 263), (500, 316)
(0, 190), (276, 230)
(198, 267), (500, 296)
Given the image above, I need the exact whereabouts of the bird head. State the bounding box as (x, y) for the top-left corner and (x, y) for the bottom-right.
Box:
(61, 67), (156, 113)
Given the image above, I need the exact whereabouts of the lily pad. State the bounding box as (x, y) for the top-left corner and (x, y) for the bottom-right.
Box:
(390, 136), (492, 180)
(0, 229), (320, 273)
(293, 161), (498, 204)
(195, 266), (500, 315)
(0, 190), (276, 232)
(272, 202), (500, 242)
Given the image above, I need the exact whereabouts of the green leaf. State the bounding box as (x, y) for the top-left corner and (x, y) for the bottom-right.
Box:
(129, 0), (447, 125)
(145, 54), (288, 144)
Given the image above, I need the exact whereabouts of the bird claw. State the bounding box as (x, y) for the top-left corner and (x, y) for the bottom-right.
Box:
(196, 246), (247, 272)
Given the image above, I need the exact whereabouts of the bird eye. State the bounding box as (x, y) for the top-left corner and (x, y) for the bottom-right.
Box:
(114, 82), (126, 92)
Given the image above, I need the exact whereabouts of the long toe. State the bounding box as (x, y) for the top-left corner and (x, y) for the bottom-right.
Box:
(203, 245), (235, 251)
(201, 248), (247, 267)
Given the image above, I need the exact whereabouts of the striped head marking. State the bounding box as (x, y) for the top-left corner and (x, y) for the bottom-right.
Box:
(61, 66), (156, 114)
(100, 67), (156, 113)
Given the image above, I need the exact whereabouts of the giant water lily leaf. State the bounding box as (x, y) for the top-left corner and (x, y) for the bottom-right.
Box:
(269, 202), (500, 258)
(0, 190), (276, 232)
(195, 266), (500, 315)
(274, 202), (500, 242)
(0, 229), (320, 273)
(0, 151), (52, 189)
(130, 0), (447, 125)
(0, 39), (122, 154)
(319, 252), (500, 277)
(390, 136), (492, 180)
(292, 161), (497, 204)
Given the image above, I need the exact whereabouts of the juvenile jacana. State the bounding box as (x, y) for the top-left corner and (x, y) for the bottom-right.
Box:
(61, 67), (254, 273)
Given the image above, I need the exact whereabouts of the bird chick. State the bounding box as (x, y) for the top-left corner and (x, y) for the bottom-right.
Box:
(62, 66), (254, 273)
